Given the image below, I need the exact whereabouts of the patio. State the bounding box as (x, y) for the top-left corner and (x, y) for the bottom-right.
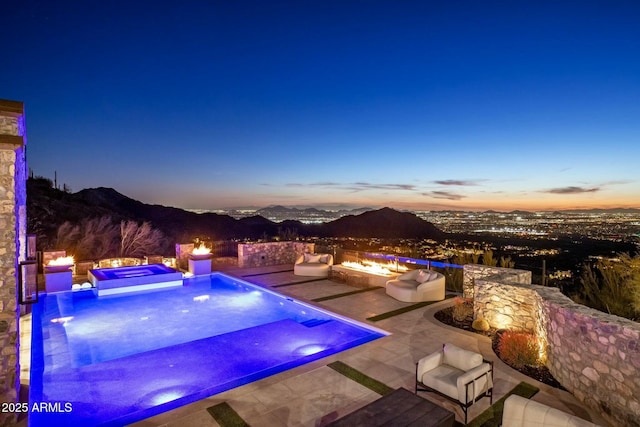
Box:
(123, 263), (609, 427)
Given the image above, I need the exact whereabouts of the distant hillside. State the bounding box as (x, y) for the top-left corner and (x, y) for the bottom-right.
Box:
(27, 178), (446, 250)
(561, 208), (640, 214)
(321, 207), (445, 239)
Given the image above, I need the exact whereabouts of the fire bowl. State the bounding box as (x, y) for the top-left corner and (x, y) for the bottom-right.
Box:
(189, 253), (213, 261)
(45, 264), (74, 273)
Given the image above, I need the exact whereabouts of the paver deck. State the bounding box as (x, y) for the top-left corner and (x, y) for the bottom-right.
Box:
(21, 264), (611, 427)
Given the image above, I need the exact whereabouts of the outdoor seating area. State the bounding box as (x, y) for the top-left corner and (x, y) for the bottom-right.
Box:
(114, 262), (609, 427)
(293, 253), (334, 277)
(385, 268), (446, 302)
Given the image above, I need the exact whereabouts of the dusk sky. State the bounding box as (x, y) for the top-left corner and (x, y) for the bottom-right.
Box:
(2, 1), (639, 211)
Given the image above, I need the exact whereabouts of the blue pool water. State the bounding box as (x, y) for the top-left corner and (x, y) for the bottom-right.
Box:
(29, 272), (387, 426)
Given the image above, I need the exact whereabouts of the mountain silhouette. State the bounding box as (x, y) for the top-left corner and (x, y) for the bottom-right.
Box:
(27, 178), (446, 247)
(322, 207), (445, 239)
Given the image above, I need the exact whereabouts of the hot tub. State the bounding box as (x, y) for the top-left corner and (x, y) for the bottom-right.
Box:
(89, 264), (184, 296)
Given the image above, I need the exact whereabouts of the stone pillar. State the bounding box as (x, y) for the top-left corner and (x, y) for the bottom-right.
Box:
(175, 243), (194, 270)
(0, 99), (27, 425)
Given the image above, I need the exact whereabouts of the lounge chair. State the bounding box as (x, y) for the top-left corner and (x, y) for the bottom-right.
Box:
(416, 343), (493, 424)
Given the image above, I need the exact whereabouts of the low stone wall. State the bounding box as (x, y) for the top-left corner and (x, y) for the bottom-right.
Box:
(470, 265), (640, 426)
(463, 263), (531, 298)
(175, 243), (194, 270)
(144, 255), (164, 265)
(74, 261), (96, 277)
(97, 258), (143, 268)
(237, 242), (315, 268)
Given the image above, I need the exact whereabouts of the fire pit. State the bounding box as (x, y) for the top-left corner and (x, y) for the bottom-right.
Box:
(44, 256), (75, 293)
(188, 243), (213, 275)
(44, 256), (75, 273)
(331, 260), (405, 288)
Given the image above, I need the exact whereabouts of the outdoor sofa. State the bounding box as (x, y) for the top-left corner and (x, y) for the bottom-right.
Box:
(293, 253), (333, 277)
(386, 268), (446, 302)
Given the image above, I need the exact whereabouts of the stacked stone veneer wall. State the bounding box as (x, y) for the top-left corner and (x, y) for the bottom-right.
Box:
(0, 100), (27, 426)
(175, 243), (194, 270)
(463, 263), (531, 298)
(469, 265), (640, 427)
(238, 242), (315, 268)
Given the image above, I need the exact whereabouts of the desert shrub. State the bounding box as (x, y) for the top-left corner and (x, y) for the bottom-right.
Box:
(575, 253), (640, 320)
(499, 256), (515, 268)
(497, 331), (540, 369)
(482, 250), (497, 266)
(452, 296), (473, 322)
(444, 253), (480, 292)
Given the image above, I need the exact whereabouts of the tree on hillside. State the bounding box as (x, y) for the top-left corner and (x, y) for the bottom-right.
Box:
(119, 220), (165, 257)
(53, 216), (118, 260)
(53, 217), (166, 259)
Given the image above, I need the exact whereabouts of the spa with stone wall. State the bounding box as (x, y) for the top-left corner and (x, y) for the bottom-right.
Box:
(238, 241), (315, 268)
(467, 264), (640, 427)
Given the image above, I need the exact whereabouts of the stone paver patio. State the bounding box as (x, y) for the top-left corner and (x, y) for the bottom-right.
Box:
(20, 263), (610, 426)
(131, 264), (610, 427)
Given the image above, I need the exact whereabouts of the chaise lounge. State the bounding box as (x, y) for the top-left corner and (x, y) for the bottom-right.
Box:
(386, 268), (446, 302)
(293, 253), (333, 277)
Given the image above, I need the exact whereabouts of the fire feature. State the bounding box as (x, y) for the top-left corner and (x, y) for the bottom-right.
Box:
(340, 260), (408, 276)
(189, 243), (213, 275)
(45, 256), (75, 273)
(44, 255), (75, 293)
(190, 243), (212, 260)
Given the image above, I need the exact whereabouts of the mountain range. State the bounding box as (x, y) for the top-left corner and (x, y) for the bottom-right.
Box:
(27, 178), (446, 249)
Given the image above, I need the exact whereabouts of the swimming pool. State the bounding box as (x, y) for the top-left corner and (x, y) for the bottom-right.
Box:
(29, 272), (387, 426)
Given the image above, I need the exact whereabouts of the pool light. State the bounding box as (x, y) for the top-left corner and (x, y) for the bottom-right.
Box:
(50, 316), (74, 325)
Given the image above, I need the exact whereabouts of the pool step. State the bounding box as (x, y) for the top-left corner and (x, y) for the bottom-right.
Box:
(300, 319), (332, 328)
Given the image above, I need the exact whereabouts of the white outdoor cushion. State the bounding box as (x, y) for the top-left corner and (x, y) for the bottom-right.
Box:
(456, 363), (493, 403)
(442, 343), (483, 372)
(305, 254), (322, 263)
(320, 254), (329, 263)
(416, 269), (430, 283)
(502, 395), (600, 427)
(428, 271), (438, 280)
(421, 364), (462, 401)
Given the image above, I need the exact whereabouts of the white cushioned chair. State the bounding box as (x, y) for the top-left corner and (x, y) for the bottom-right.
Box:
(502, 395), (600, 427)
(386, 269), (446, 302)
(293, 253), (333, 277)
(416, 343), (493, 424)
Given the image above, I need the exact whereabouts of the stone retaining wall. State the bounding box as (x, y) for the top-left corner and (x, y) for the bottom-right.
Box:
(469, 265), (640, 426)
(463, 263), (531, 298)
(238, 242), (315, 268)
